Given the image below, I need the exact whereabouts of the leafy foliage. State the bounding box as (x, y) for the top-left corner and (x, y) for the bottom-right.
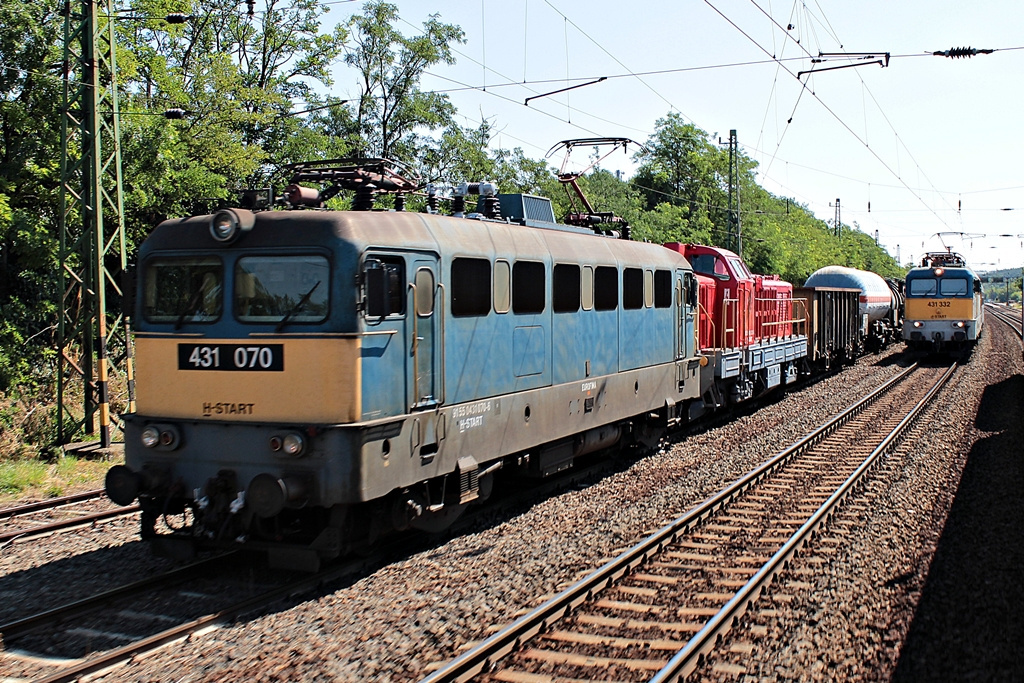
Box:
(345, 1), (463, 161)
(0, 1), (906, 459)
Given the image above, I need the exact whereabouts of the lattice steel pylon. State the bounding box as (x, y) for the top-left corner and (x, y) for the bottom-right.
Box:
(58, 0), (135, 448)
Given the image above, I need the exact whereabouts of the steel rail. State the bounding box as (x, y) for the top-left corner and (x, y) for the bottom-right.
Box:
(985, 304), (1023, 340)
(651, 361), (958, 681)
(417, 362), (920, 683)
(0, 489), (105, 521)
(0, 504), (140, 545)
(29, 535), (413, 683)
(0, 553), (236, 640)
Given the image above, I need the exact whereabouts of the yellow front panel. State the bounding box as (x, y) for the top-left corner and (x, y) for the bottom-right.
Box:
(135, 337), (361, 423)
(905, 297), (975, 321)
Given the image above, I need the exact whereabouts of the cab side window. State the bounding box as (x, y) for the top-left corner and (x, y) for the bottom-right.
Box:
(364, 256), (405, 318)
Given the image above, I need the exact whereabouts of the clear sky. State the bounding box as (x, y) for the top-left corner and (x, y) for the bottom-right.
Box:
(326, 0), (1024, 275)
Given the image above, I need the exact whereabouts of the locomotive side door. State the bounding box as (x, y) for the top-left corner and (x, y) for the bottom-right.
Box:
(410, 257), (442, 409)
(679, 270), (698, 359)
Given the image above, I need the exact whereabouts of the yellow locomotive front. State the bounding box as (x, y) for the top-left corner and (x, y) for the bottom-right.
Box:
(903, 252), (983, 352)
(105, 207), (380, 566)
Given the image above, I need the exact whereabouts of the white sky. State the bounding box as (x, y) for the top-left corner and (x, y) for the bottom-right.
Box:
(325, 0), (1024, 274)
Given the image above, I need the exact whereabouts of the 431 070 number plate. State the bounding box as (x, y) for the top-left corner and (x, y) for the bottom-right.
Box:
(178, 344), (284, 371)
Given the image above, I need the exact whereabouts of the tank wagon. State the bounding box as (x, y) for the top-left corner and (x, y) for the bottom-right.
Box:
(802, 265), (904, 353)
(105, 158), (896, 570)
(903, 251), (983, 352)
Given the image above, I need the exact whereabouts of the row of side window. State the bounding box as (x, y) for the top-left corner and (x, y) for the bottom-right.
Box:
(451, 258), (673, 318)
(366, 255), (676, 319)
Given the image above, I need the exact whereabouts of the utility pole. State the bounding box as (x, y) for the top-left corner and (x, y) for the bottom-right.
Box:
(58, 0), (133, 449)
(833, 198), (841, 238)
(726, 130), (741, 255)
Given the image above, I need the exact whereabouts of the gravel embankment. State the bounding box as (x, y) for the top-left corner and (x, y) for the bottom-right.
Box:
(1, 328), (1017, 682)
(697, 320), (1022, 682)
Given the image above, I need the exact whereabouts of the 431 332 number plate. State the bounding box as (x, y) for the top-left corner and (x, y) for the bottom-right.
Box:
(178, 344), (284, 371)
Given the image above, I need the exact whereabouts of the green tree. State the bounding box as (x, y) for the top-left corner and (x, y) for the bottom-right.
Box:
(632, 113), (728, 238)
(117, 0), (350, 235)
(345, 1), (464, 162)
(0, 0), (64, 392)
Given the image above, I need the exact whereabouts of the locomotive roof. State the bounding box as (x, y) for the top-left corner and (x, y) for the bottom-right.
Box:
(143, 208), (693, 271)
(905, 262), (980, 280)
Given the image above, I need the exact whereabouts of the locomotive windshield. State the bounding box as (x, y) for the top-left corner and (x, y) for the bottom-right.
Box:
(729, 258), (752, 278)
(690, 254), (729, 279)
(939, 278), (969, 296)
(908, 278), (937, 296)
(234, 255), (330, 324)
(143, 257), (223, 324)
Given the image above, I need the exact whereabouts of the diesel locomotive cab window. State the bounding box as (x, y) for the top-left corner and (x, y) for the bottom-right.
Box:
(729, 258), (752, 278)
(691, 254), (729, 279)
(909, 278), (937, 296)
(940, 278), (969, 296)
(452, 257), (491, 317)
(143, 257), (223, 324)
(234, 255), (329, 324)
(513, 260), (545, 314)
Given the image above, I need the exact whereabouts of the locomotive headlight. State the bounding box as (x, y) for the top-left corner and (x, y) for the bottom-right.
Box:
(141, 426), (160, 448)
(282, 433), (306, 457)
(953, 321), (965, 328)
(913, 321), (923, 328)
(209, 208), (255, 243)
(141, 424), (181, 451)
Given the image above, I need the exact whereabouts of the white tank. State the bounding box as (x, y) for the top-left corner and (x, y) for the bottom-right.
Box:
(804, 266), (894, 322)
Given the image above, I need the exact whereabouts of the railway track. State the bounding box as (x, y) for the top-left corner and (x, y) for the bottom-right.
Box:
(419, 361), (957, 683)
(985, 303), (1023, 342)
(0, 541), (407, 683)
(0, 489), (139, 546)
(0, 439), (652, 682)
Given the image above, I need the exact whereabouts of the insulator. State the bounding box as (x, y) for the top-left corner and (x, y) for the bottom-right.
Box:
(353, 184), (376, 211)
(163, 108), (186, 119)
(483, 195), (501, 219)
(164, 13), (190, 24)
(934, 46), (992, 58)
(425, 184), (439, 214)
(451, 195), (466, 217)
(394, 193), (406, 212)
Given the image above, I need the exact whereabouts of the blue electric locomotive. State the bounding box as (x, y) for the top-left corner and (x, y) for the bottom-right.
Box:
(106, 161), (708, 569)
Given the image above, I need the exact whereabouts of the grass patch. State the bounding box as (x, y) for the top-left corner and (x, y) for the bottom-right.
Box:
(0, 459), (49, 494)
(0, 455), (117, 504)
